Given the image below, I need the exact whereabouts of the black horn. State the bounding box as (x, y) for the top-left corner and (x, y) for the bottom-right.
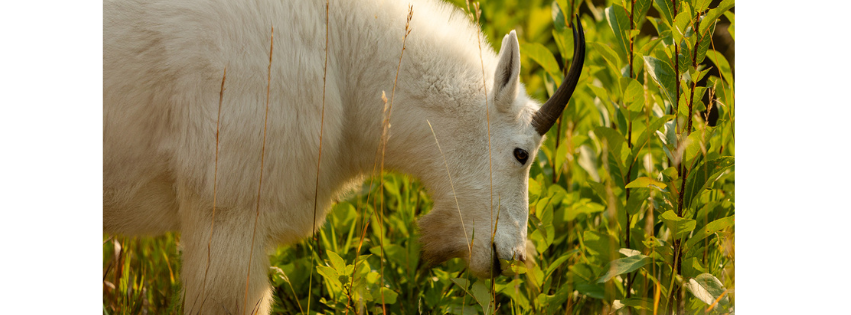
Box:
(531, 18), (586, 135)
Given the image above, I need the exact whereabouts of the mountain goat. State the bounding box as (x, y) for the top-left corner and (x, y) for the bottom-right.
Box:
(103, 0), (585, 313)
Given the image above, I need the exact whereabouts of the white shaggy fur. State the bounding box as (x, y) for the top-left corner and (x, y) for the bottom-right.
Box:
(104, 0), (545, 313)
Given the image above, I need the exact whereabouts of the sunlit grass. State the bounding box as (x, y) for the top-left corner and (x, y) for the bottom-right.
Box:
(103, 0), (735, 314)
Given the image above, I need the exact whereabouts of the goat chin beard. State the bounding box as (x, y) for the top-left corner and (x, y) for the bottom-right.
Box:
(417, 229), (509, 279)
(417, 207), (517, 278)
(418, 229), (536, 279)
(418, 240), (504, 279)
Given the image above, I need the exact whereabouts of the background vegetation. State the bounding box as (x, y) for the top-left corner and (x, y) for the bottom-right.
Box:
(103, 0), (735, 314)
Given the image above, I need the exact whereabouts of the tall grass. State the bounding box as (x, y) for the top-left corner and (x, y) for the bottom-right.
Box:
(103, 1), (735, 314)
(306, 1), (331, 312)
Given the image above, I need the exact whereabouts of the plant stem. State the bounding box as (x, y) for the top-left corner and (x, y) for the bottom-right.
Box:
(628, 0), (635, 80)
(687, 10), (702, 134)
(554, 115), (563, 184)
(669, 1), (687, 312)
(244, 25), (274, 315)
(623, 0), (637, 302)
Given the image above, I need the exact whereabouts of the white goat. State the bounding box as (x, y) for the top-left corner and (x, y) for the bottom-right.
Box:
(103, 0), (584, 313)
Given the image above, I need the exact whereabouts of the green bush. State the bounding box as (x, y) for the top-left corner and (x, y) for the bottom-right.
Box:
(103, 0), (734, 314)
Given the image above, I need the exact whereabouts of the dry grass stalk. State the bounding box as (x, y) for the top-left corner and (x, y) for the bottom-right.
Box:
(428, 118), (477, 310)
(464, 2), (503, 310)
(312, 0), (331, 244)
(344, 217), (372, 314)
(464, 1), (499, 310)
(242, 25), (274, 315)
(426, 120), (471, 255)
(342, 88), (388, 312)
(193, 66), (227, 315)
(705, 288), (729, 312)
(306, 1), (330, 312)
(372, 6), (414, 313)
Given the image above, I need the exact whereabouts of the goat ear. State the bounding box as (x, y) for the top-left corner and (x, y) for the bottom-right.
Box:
(492, 30), (521, 113)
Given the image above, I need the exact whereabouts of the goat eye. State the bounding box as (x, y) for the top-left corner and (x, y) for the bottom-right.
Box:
(513, 148), (528, 165)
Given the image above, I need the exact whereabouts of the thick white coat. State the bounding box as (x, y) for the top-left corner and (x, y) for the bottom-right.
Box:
(104, 0), (545, 313)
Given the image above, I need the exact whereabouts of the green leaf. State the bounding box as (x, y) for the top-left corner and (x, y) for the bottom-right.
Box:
(706, 50), (733, 87)
(594, 126), (627, 166)
(605, 4), (632, 60)
(607, 151), (626, 190)
(521, 42), (563, 86)
(533, 197), (556, 252)
(662, 166), (679, 181)
(672, 9), (693, 46)
(552, 1), (567, 32)
(591, 42), (622, 76)
(316, 265), (341, 289)
(685, 273), (729, 306)
(450, 278), (492, 314)
(686, 124), (708, 164)
(626, 115), (674, 173)
(663, 119), (678, 149)
(694, 0), (712, 12)
(446, 305), (479, 315)
(640, 37), (663, 57)
(678, 84), (692, 117)
(450, 278), (470, 290)
(588, 84), (609, 102)
(545, 249), (580, 279)
(633, 0), (653, 29)
(326, 250), (347, 274)
(543, 71), (556, 98)
(615, 105), (630, 139)
(597, 255), (651, 283)
(496, 278), (530, 309)
(619, 248), (641, 257)
(695, 18), (716, 64)
(556, 0), (582, 23)
(538, 285), (573, 313)
(576, 283), (606, 300)
(554, 137), (569, 181)
(625, 188), (649, 215)
(620, 77), (645, 112)
(698, 0), (735, 39)
(552, 29), (571, 62)
(709, 76), (734, 113)
(656, 130), (675, 163)
(626, 177), (667, 190)
(621, 297), (654, 310)
(528, 263), (545, 289)
(653, 0), (674, 26)
(644, 56), (678, 105)
(578, 145), (601, 182)
(659, 210), (696, 239)
(377, 287), (399, 304)
(647, 17), (672, 46)
(678, 48), (692, 76)
(564, 199), (605, 221)
(470, 280), (493, 313)
(529, 177), (542, 201)
(370, 244), (406, 269)
(583, 230), (618, 264)
(685, 215), (734, 252)
(691, 68), (711, 87)
(682, 257), (707, 279)
(684, 157), (734, 210)
(625, 29), (641, 41)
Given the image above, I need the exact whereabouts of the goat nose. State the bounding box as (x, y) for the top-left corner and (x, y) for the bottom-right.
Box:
(517, 253), (526, 263)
